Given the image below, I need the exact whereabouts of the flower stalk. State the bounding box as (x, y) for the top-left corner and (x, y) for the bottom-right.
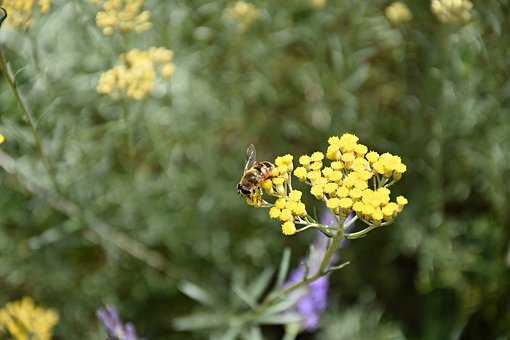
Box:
(0, 37), (61, 194)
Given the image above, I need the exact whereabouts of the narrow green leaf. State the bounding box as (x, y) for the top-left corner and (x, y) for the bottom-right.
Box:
(262, 290), (306, 316)
(275, 248), (291, 289)
(258, 312), (303, 325)
(219, 327), (242, 340)
(242, 327), (263, 340)
(178, 281), (216, 306)
(233, 285), (256, 309)
(248, 268), (274, 302)
(172, 312), (226, 331)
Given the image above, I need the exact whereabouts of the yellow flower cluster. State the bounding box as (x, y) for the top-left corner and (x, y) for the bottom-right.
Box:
(1, 0), (52, 28)
(385, 2), (413, 25)
(293, 133), (408, 225)
(261, 154), (293, 197)
(431, 0), (473, 24)
(0, 297), (58, 340)
(224, 1), (259, 31)
(91, 0), (151, 36)
(268, 190), (307, 236)
(310, 0), (327, 9)
(97, 47), (175, 100)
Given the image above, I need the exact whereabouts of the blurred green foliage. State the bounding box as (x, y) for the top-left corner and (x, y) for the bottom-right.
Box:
(0, 0), (509, 339)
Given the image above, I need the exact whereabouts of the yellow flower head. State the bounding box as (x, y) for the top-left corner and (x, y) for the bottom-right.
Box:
(0, 297), (58, 340)
(97, 47), (175, 100)
(281, 221), (296, 236)
(1, 0), (52, 28)
(431, 0), (473, 24)
(310, 0), (327, 9)
(225, 1), (259, 32)
(93, 0), (152, 36)
(0, 134), (5, 144)
(385, 2), (413, 25)
(242, 132), (407, 233)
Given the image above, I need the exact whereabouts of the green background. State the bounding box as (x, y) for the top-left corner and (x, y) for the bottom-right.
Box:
(0, 0), (509, 339)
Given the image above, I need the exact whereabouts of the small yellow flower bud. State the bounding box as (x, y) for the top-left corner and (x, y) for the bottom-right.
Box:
(328, 171), (342, 182)
(293, 202), (307, 216)
(285, 201), (298, 212)
(330, 161), (344, 170)
(323, 182), (338, 194)
(372, 208), (384, 221)
(396, 195), (408, 206)
(307, 171), (321, 182)
(353, 201), (364, 213)
(349, 188), (363, 200)
(294, 166), (307, 180)
(275, 198), (286, 209)
(279, 209), (293, 221)
(299, 155), (311, 166)
(272, 177), (285, 186)
(311, 185), (324, 199)
(281, 221), (297, 236)
(336, 186), (350, 198)
(288, 190), (302, 202)
(326, 198), (340, 209)
(269, 207), (281, 219)
(342, 152), (355, 164)
(354, 144), (368, 156)
(322, 167), (333, 178)
(261, 179), (273, 191)
(309, 161), (323, 171)
(161, 63), (175, 79)
(328, 136), (341, 146)
(366, 151), (379, 163)
(311, 152), (324, 162)
(339, 197), (353, 209)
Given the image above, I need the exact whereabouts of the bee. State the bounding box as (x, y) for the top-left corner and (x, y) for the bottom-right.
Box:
(0, 8), (7, 28)
(237, 144), (274, 207)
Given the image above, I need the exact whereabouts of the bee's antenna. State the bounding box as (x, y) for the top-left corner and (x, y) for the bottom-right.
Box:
(0, 8), (6, 28)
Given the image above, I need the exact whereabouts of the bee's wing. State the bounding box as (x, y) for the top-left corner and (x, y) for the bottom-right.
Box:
(244, 144), (257, 171)
(0, 7), (7, 28)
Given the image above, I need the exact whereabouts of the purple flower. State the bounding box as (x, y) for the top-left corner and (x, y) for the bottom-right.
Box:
(284, 211), (355, 331)
(97, 305), (139, 340)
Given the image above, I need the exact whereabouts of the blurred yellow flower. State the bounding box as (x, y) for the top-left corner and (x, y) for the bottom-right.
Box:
(0, 297), (58, 340)
(431, 0), (473, 24)
(1, 0), (52, 28)
(224, 1), (259, 32)
(0, 134), (5, 144)
(385, 2), (413, 25)
(92, 0), (152, 36)
(97, 47), (175, 100)
(310, 0), (327, 9)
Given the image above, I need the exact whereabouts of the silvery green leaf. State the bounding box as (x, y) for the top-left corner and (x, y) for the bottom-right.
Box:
(233, 285), (256, 309)
(275, 248), (291, 289)
(173, 312), (226, 331)
(262, 289), (307, 316)
(257, 312), (303, 325)
(248, 268), (274, 302)
(242, 327), (263, 340)
(219, 327), (242, 340)
(178, 281), (216, 306)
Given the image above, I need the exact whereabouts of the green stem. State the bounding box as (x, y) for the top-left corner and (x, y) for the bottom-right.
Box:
(0, 48), (61, 194)
(252, 215), (346, 318)
(283, 323), (300, 340)
(120, 99), (135, 163)
(344, 225), (378, 239)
